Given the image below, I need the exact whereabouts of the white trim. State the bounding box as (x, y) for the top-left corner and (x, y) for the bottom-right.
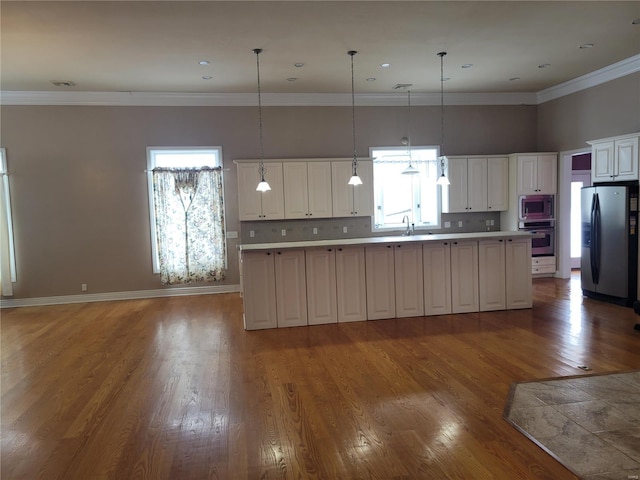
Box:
(0, 148), (16, 285)
(0, 90), (538, 107)
(537, 54), (640, 104)
(0, 284), (240, 308)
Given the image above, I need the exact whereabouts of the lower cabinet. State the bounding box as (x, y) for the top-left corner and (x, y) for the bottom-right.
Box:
(478, 239), (506, 311)
(305, 248), (338, 325)
(365, 245), (396, 320)
(241, 251), (277, 330)
(274, 250), (308, 328)
(423, 241), (452, 316)
(506, 238), (533, 309)
(394, 243), (424, 318)
(336, 247), (367, 322)
(450, 240), (479, 313)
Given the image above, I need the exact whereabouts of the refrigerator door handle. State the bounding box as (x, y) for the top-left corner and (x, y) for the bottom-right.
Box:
(590, 193), (599, 284)
(593, 193), (601, 284)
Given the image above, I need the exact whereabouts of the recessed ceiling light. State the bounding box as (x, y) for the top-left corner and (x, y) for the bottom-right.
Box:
(632, 18), (640, 25)
(380, 63), (391, 68)
(294, 63), (305, 68)
(579, 43), (594, 49)
(538, 63), (550, 69)
(202, 75), (213, 80)
(461, 64), (473, 69)
(52, 81), (76, 87)
(198, 60), (210, 65)
(287, 77), (297, 82)
(509, 77), (521, 81)
(366, 77), (376, 82)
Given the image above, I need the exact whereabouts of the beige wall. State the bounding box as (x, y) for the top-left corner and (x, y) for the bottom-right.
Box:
(1, 103), (538, 299)
(537, 72), (640, 152)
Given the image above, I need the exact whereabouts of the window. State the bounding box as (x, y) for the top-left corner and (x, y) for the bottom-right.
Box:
(0, 148), (16, 296)
(370, 146), (441, 232)
(146, 147), (227, 285)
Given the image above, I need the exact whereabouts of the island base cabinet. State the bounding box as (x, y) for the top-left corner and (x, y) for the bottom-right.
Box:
(423, 242), (452, 316)
(478, 240), (506, 311)
(506, 238), (533, 309)
(336, 247), (367, 322)
(241, 251), (277, 330)
(274, 250), (308, 328)
(305, 248), (338, 325)
(451, 241), (479, 313)
(394, 243), (424, 318)
(365, 245), (396, 320)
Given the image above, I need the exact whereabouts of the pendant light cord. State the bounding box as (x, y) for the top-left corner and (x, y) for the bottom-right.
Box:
(254, 48), (265, 179)
(439, 52), (446, 158)
(349, 50), (358, 173)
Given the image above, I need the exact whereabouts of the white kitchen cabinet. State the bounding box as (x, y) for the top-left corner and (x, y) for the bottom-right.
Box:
(331, 160), (374, 217)
(505, 238), (532, 309)
(442, 157), (488, 213)
(365, 245), (396, 320)
(305, 248), (338, 325)
(532, 255), (556, 276)
(237, 162), (285, 220)
(487, 156), (509, 211)
(283, 161), (333, 219)
(478, 239), (506, 312)
(394, 243), (424, 318)
(450, 240), (479, 313)
(589, 133), (639, 183)
(274, 249), (308, 328)
(515, 154), (557, 195)
(241, 251), (277, 330)
(335, 246), (367, 322)
(423, 241), (452, 316)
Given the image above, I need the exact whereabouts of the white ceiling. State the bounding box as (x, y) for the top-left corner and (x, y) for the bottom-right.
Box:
(2, 1), (639, 100)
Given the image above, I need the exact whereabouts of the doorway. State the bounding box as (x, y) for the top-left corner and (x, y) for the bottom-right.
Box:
(571, 171), (591, 269)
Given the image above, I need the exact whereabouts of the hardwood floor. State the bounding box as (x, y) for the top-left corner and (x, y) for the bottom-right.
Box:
(2, 273), (640, 479)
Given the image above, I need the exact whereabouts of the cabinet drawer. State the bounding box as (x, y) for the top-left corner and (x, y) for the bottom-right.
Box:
(532, 265), (556, 274)
(532, 256), (555, 266)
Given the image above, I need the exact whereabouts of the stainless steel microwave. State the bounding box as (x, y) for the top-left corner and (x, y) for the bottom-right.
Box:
(519, 195), (554, 221)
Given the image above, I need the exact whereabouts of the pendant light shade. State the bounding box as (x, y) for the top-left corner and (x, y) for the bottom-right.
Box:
(347, 50), (363, 186)
(401, 89), (420, 175)
(253, 48), (271, 192)
(436, 51), (450, 186)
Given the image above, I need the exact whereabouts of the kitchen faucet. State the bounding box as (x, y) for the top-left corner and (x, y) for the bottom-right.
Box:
(402, 215), (413, 236)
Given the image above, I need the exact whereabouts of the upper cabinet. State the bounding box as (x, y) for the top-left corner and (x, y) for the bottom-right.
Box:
(514, 153), (557, 195)
(283, 161), (333, 219)
(442, 156), (508, 213)
(331, 160), (374, 217)
(588, 133), (639, 183)
(237, 162), (285, 221)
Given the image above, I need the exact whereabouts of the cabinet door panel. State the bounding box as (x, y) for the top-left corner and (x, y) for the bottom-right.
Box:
(260, 163), (285, 219)
(283, 162), (310, 219)
(394, 244), (424, 318)
(592, 142), (614, 182)
(487, 157), (508, 211)
(305, 249), (338, 325)
(336, 247), (367, 322)
(423, 242), (451, 316)
(237, 163), (264, 221)
(615, 137), (639, 181)
(308, 162), (334, 217)
(451, 241), (479, 313)
(331, 161), (353, 217)
(506, 238), (532, 309)
(516, 155), (538, 195)
(536, 155), (557, 194)
(353, 161), (374, 216)
(242, 251), (277, 330)
(275, 250), (308, 328)
(478, 240), (506, 312)
(467, 157), (488, 211)
(365, 245), (396, 320)
(442, 157), (469, 213)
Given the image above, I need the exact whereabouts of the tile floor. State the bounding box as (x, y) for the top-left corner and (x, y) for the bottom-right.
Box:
(504, 371), (640, 480)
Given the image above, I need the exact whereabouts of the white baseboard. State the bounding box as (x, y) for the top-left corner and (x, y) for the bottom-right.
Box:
(0, 284), (241, 308)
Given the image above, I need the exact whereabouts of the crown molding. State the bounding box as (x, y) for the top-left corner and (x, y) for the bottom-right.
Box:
(1, 55), (636, 107)
(536, 54), (640, 104)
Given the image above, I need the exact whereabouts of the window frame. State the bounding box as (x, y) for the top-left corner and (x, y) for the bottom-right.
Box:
(370, 145), (442, 233)
(146, 146), (225, 274)
(0, 148), (17, 283)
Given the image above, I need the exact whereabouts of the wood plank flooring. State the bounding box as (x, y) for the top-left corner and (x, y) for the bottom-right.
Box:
(2, 273), (640, 479)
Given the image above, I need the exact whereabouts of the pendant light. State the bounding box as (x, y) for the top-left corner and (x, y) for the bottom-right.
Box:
(401, 89), (420, 175)
(436, 51), (450, 186)
(347, 50), (363, 186)
(253, 48), (271, 192)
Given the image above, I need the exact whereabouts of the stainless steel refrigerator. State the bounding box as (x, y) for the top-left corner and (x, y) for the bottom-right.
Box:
(581, 183), (638, 306)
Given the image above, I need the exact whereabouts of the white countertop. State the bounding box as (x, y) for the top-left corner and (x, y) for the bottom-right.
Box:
(239, 230), (535, 251)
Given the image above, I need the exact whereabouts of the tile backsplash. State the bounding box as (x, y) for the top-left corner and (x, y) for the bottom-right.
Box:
(239, 211), (502, 244)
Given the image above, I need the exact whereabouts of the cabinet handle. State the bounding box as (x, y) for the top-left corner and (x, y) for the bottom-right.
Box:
(277, 252), (282, 255)
(387, 245), (392, 248)
(328, 248), (332, 252)
(453, 241), (458, 245)
(444, 242), (448, 245)
(508, 239), (513, 242)
(266, 252), (271, 255)
(499, 239), (503, 242)
(338, 248), (343, 251)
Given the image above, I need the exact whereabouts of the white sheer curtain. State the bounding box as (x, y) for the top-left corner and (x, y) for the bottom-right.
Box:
(152, 167), (226, 285)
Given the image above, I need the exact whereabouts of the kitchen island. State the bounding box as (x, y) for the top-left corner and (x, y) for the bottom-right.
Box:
(239, 231), (534, 330)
